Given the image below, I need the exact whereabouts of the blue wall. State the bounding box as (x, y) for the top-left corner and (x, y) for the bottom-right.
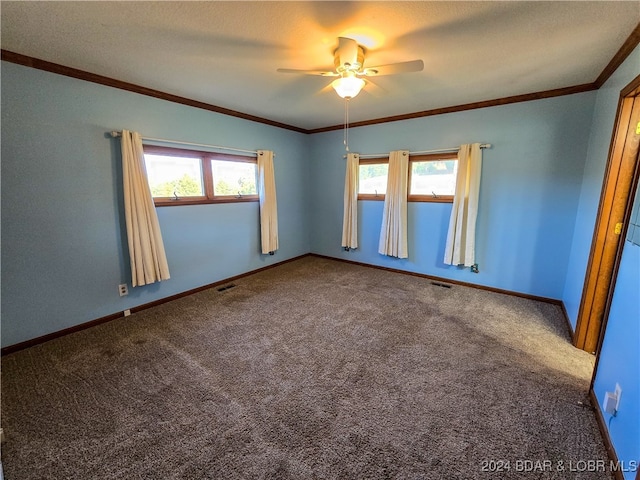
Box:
(571, 45), (640, 479)
(1, 62), (310, 347)
(308, 93), (596, 299)
(593, 218), (640, 480)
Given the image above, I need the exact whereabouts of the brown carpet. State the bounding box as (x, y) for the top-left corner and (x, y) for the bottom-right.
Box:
(1, 256), (610, 479)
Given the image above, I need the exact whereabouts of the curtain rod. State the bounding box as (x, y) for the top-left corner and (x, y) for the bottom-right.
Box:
(110, 131), (258, 156)
(345, 143), (491, 159)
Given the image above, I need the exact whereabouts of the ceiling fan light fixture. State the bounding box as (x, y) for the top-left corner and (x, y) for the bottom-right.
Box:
(331, 74), (365, 99)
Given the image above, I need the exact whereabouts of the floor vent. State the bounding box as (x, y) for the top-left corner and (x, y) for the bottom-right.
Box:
(217, 283), (237, 292)
(430, 281), (452, 289)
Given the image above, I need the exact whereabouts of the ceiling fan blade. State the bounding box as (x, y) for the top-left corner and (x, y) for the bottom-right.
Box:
(337, 37), (359, 67)
(362, 78), (386, 98)
(277, 68), (338, 77)
(314, 82), (336, 97)
(361, 60), (424, 76)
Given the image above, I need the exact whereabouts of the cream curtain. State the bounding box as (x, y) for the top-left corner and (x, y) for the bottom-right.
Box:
(378, 150), (409, 258)
(257, 150), (279, 254)
(444, 143), (483, 266)
(121, 130), (171, 287)
(341, 153), (360, 250)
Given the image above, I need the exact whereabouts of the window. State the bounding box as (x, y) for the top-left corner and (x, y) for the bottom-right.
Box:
(408, 153), (458, 202)
(145, 154), (205, 198)
(143, 146), (258, 206)
(210, 159), (257, 196)
(357, 152), (458, 202)
(358, 159), (388, 200)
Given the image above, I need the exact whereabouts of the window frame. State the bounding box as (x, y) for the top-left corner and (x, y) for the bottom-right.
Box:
(143, 145), (259, 207)
(357, 157), (389, 201)
(408, 152), (458, 203)
(356, 152), (458, 203)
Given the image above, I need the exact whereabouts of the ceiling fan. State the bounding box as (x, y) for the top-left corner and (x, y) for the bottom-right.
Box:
(277, 37), (424, 99)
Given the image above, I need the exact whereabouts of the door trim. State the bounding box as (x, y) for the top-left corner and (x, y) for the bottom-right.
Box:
(590, 75), (640, 374)
(574, 74), (640, 353)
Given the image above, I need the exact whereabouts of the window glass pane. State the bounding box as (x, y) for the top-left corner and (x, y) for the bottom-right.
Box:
(358, 163), (388, 195)
(144, 154), (204, 197)
(410, 160), (458, 196)
(211, 160), (257, 196)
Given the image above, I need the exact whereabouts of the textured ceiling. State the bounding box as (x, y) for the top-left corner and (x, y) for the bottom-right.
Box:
(2, 1), (639, 130)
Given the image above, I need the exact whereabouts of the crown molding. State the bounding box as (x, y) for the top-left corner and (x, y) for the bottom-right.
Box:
(308, 83), (598, 134)
(0, 50), (308, 134)
(594, 22), (640, 88)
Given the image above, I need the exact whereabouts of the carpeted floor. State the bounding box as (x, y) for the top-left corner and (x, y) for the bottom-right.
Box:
(1, 256), (610, 479)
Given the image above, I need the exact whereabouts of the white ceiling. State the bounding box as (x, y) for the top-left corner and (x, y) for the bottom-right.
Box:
(2, 1), (639, 131)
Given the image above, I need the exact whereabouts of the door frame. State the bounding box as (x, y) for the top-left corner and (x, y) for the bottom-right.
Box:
(574, 74), (640, 353)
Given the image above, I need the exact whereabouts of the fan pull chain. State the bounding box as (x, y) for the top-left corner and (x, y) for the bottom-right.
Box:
(344, 98), (350, 152)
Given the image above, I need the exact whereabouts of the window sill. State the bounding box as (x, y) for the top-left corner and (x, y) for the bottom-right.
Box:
(358, 194), (385, 201)
(408, 195), (454, 203)
(357, 195), (454, 203)
(154, 196), (259, 207)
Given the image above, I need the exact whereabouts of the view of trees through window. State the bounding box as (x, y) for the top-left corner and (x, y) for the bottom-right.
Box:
(410, 160), (457, 196)
(145, 155), (204, 197)
(359, 163), (388, 194)
(211, 160), (257, 196)
(151, 174), (203, 197)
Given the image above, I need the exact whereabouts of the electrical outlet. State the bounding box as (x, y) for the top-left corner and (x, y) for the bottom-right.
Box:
(614, 383), (622, 411)
(124, 309), (131, 317)
(118, 284), (128, 297)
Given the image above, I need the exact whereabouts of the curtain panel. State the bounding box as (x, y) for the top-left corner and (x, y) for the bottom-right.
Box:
(257, 150), (279, 254)
(444, 143), (483, 267)
(121, 130), (171, 286)
(378, 150), (409, 258)
(342, 153), (360, 249)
